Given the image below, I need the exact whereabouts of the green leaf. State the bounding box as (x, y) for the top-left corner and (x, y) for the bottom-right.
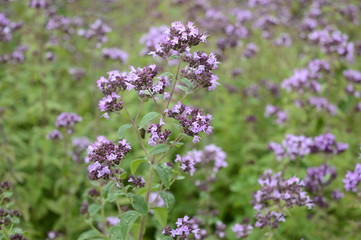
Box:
(170, 141), (184, 147)
(78, 229), (101, 240)
(152, 207), (168, 227)
(169, 54), (180, 60)
(117, 124), (132, 138)
(131, 194), (148, 215)
(103, 182), (115, 197)
(120, 210), (141, 239)
(153, 164), (173, 189)
(119, 171), (127, 180)
(109, 226), (122, 240)
(139, 112), (160, 129)
(149, 144), (169, 156)
(176, 84), (189, 93)
(88, 203), (101, 216)
(159, 72), (174, 78)
(130, 158), (148, 174)
(160, 192), (175, 212)
(179, 77), (193, 88)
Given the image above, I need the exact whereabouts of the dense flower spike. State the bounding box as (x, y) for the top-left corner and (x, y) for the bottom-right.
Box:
(243, 43), (258, 58)
(47, 130), (63, 140)
(343, 163), (361, 193)
(102, 48), (128, 63)
(232, 223), (253, 239)
(28, 0), (47, 8)
(264, 105), (288, 125)
(140, 25), (168, 55)
(0, 14), (23, 42)
(55, 112), (82, 134)
(150, 21), (208, 58)
(304, 164), (336, 193)
(181, 51), (220, 90)
(308, 96), (337, 116)
(162, 216), (200, 239)
(86, 136), (131, 180)
(343, 69), (361, 83)
(128, 175), (146, 188)
(269, 134), (313, 160)
(308, 27), (354, 61)
(175, 154), (197, 176)
(78, 19), (111, 47)
(252, 170), (313, 228)
(312, 133), (348, 154)
(147, 122), (171, 146)
(269, 133), (347, 160)
(71, 137), (90, 162)
(167, 102), (213, 142)
(98, 92), (124, 119)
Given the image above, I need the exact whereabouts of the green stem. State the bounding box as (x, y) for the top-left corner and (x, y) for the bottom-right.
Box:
(138, 162), (155, 240)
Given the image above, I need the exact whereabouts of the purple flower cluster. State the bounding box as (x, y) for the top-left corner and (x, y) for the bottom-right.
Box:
(166, 102), (212, 143)
(305, 164), (336, 193)
(269, 133), (348, 160)
(149, 21), (208, 58)
(232, 223), (253, 239)
(54, 112), (82, 134)
(343, 163), (361, 193)
(78, 19), (111, 47)
(252, 170), (313, 228)
(86, 136), (131, 180)
(312, 133), (348, 154)
(304, 164), (339, 208)
(243, 43), (258, 58)
(147, 120), (171, 146)
(102, 48), (128, 63)
(175, 154), (197, 176)
(274, 33), (292, 47)
(71, 137), (91, 162)
(106, 216), (120, 226)
(0, 45), (28, 64)
(68, 68), (86, 81)
(98, 92), (124, 119)
(47, 130), (63, 140)
(264, 105), (288, 125)
(269, 134), (313, 160)
(46, 14), (83, 35)
(188, 144), (227, 174)
(162, 215), (200, 239)
(128, 175), (145, 188)
(215, 221), (226, 239)
(181, 51), (220, 90)
(308, 96), (337, 116)
(0, 13), (23, 42)
(308, 27), (354, 61)
(28, 0), (47, 9)
(139, 26), (168, 55)
(343, 69), (361, 83)
(281, 59), (330, 93)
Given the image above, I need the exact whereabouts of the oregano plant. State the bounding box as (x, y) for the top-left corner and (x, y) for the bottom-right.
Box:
(81, 22), (220, 240)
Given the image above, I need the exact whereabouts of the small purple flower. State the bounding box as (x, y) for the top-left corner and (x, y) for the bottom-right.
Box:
(102, 48), (128, 63)
(55, 112), (82, 134)
(98, 92), (124, 119)
(106, 216), (120, 226)
(128, 175), (145, 188)
(162, 216), (200, 239)
(232, 223), (253, 239)
(343, 163), (361, 193)
(343, 69), (361, 83)
(47, 130), (63, 140)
